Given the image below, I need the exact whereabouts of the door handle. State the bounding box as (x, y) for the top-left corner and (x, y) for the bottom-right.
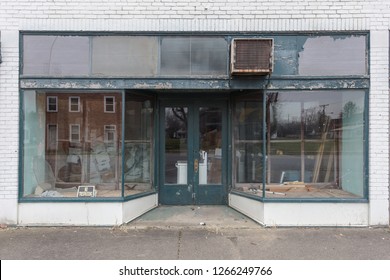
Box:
(194, 159), (199, 173)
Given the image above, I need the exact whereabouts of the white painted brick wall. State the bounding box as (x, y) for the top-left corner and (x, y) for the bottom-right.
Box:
(0, 30), (19, 224)
(368, 30), (389, 225)
(0, 0), (389, 224)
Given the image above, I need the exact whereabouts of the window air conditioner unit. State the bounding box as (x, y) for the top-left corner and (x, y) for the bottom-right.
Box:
(230, 38), (273, 75)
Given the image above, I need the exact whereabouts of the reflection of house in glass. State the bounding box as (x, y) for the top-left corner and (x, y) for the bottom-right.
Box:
(44, 93), (122, 189)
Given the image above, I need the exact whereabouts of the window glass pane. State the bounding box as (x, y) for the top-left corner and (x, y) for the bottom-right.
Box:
(160, 37), (228, 76)
(105, 97), (115, 112)
(298, 35), (367, 76)
(23, 91), (122, 198)
(199, 107), (222, 184)
(92, 36), (158, 77)
(160, 37), (191, 76)
(69, 97), (80, 112)
(233, 92), (263, 196)
(191, 38), (228, 75)
(164, 107), (188, 184)
(266, 90), (365, 198)
(47, 96), (57, 112)
(23, 35), (90, 76)
(124, 92), (154, 195)
(70, 124), (80, 142)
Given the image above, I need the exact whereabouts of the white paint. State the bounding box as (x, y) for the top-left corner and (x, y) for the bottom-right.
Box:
(264, 203), (369, 226)
(369, 30), (390, 225)
(17, 194), (158, 226)
(229, 194), (264, 224)
(369, 200), (390, 225)
(229, 194), (369, 226)
(0, 199), (18, 225)
(18, 202), (123, 226)
(122, 194), (158, 223)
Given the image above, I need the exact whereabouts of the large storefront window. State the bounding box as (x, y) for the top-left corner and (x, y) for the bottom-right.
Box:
(22, 91), (156, 199)
(23, 91), (123, 198)
(233, 90), (366, 199)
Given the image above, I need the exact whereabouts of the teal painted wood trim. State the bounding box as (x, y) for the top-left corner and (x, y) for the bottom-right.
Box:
(18, 90), (25, 201)
(262, 91), (267, 199)
(364, 89), (369, 199)
(20, 77), (369, 90)
(123, 191), (157, 201)
(153, 94), (159, 193)
(121, 90), (126, 198)
(20, 78), (230, 90)
(18, 191), (157, 203)
(230, 190), (369, 203)
(19, 197), (125, 203)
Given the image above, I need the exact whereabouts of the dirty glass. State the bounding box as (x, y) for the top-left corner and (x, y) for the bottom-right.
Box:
(124, 93), (154, 195)
(164, 107), (188, 184)
(23, 35), (90, 76)
(233, 92), (263, 195)
(265, 90), (365, 199)
(298, 35), (367, 76)
(160, 37), (191, 76)
(190, 38), (228, 75)
(22, 91), (122, 198)
(92, 36), (159, 77)
(160, 37), (228, 76)
(199, 107), (222, 184)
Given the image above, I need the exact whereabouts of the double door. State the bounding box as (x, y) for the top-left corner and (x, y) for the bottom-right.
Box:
(159, 99), (228, 205)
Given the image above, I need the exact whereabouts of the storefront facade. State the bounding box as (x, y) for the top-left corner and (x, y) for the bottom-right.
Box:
(0, 1), (389, 226)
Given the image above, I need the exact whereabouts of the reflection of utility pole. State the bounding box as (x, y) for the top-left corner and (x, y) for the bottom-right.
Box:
(319, 104), (329, 115)
(319, 104), (329, 132)
(313, 104), (330, 183)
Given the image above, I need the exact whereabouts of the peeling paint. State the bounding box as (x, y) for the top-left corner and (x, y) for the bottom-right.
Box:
(21, 77), (369, 91)
(298, 35), (367, 76)
(134, 82), (173, 89)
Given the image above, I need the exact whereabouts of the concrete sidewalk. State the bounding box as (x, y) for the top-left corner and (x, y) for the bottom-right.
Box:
(1, 206), (390, 260)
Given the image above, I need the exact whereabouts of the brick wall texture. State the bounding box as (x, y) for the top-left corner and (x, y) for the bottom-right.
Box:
(0, 0), (389, 224)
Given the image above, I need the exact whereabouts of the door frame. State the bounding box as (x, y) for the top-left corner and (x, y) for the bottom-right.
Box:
(157, 94), (230, 205)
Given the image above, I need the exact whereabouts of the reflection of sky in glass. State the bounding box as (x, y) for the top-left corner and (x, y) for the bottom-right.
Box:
(272, 91), (365, 122)
(23, 36), (90, 76)
(299, 36), (366, 76)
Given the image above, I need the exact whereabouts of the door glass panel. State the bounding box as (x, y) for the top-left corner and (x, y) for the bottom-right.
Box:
(199, 107), (222, 185)
(165, 107), (188, 184)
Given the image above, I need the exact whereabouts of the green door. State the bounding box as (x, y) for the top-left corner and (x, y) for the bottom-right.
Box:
(159, 99), (228, 205)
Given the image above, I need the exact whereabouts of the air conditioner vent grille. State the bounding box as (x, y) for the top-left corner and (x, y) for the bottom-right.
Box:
(231, 38), (273, 75)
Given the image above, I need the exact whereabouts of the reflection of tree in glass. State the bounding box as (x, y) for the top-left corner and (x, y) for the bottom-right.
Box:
(343, 101), (357, 119)
(171, 107), (187, 124)
(165, 107), (187, 139)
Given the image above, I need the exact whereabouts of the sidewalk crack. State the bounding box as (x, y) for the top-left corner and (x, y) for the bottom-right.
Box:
(177, 230), (182, 259)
